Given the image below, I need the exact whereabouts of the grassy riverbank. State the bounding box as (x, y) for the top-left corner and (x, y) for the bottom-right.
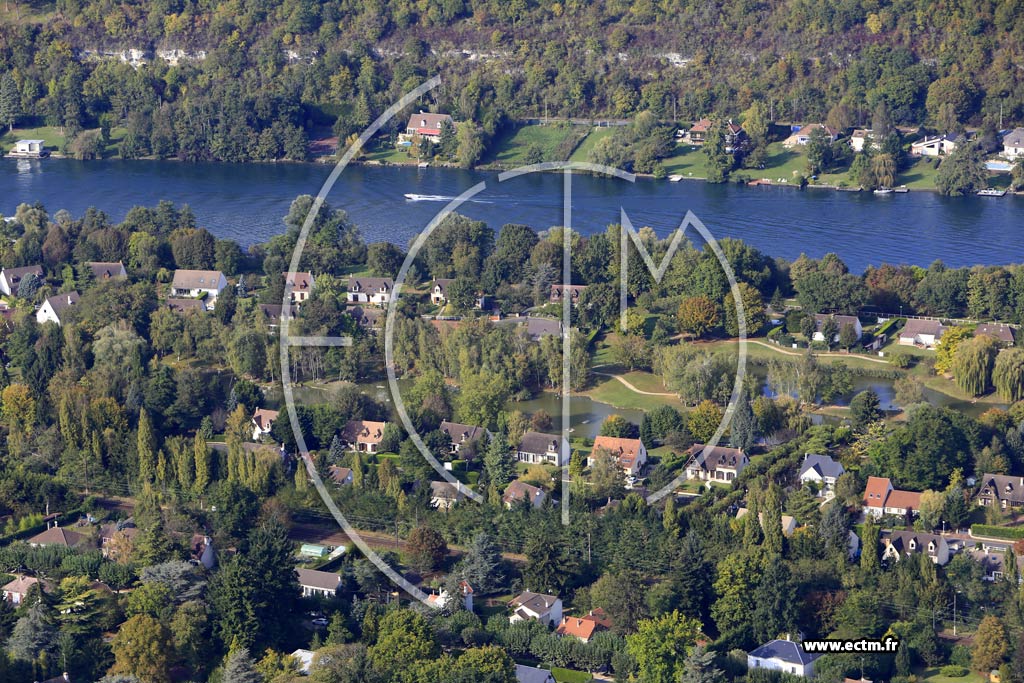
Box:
(5, 122), (1014, 196)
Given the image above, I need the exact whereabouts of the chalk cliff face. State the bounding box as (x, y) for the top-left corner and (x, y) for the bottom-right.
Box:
(79, 48), (208, 67)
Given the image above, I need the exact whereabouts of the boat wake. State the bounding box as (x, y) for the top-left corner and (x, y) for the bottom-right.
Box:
(403, 193), (492, 203)
(404, 193), (454, 202)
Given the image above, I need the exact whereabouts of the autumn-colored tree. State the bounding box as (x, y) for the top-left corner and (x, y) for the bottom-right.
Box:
(110, 614), (174, 683)
(972, 616), (1008, 672)
(405, 526), (448, 572)
(688, 400), (724, 443)
(678, 296), (719, 338)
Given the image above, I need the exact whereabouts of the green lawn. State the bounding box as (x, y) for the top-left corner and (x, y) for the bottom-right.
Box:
(758, 142), (811, 184)
(699, 338), (898, 373)
(364, 141), (421, 165)
(583, 376), (684, 411)
(661, 143), (710, 178)
(917, 668), (986, 683)
(487, 124), (580, 165)
(569, 127), (615, 162)
(1, 126), (67, 154)
(552, 668), (593, 683)
(618, 371), (671, 393)
(897, 157), (942, 190)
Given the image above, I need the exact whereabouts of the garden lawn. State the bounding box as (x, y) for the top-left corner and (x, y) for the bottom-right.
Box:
(364, 143), (420, 165)
(617, 370), (671, 393)
(896, 157), (942, 190)
(583, 376), (684, 411)
(552, 668), (593, 683)
(917, 668), (986, 683)
(661, 143), (710, 178)
(1, 126), (67, 154)
(758, 142), (810, 184)
(488, 124), (580, 165)
(569, 127), (615, 162)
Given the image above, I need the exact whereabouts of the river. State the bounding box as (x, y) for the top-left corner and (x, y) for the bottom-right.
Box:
(3, 157), (1023, 272)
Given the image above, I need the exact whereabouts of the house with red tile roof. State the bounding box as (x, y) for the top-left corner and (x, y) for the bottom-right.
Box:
(588, 436), (648, 476)
(863, 476), (921, 518)
(555, 608), (613, 643)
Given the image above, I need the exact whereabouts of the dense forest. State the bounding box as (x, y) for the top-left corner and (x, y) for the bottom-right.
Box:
(2, 0), (1024, 161)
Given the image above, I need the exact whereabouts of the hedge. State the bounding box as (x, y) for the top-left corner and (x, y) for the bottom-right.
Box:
(971, 524), (1024, 540)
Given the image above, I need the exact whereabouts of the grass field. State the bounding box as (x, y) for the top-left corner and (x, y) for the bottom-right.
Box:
(364, 143), (420, 165)
(897, 157), (942, 189)
(487, 124), (581, 165)
(569, 127), (615, 162)
(1, 126), (67, 154)
(661, 143), (710, 178)
(616, 370), (671, 393)
(583, 376), (684, 411)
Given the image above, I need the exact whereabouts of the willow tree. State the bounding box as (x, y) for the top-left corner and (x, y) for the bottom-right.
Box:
(993, 348), (1024, 402)
(952, 335), (998, 396)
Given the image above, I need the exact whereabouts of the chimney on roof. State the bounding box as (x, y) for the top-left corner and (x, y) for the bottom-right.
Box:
(67, 295), (73, 305)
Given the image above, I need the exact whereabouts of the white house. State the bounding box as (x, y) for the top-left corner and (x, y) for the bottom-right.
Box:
(431, 279), (454, 305)
(404, 112), (454, 143)
(812, 314), (862, 343)
(0, 264), (43, 296)
(899, 319), (945, 349)
(284, 271), (315, 303)
(516, 431), (569, 466)
(783, 123), (840, 147)
(509, 591), (563, 627)
(36, 291), (80, 326)
(341, 420), (388, 453)
(684, 444), (748, 482)
(347, 277), (393, 306)
(1002, 128), (1024, 160)
(171, 269), (227, 309)
(439, 421), (491, 454)
(881, 530), (951, 566)
(251, 408), (279, 441)
(3, 575), (40, 605)
(296, 568), (342, 598)
(910, 134), (960, 157)
(798, 453), (845, 493)
(863, 476), (922, 518)
(588, 436), (648, 477)
(425, 580), (474, 612)
(850, 129), (875, 152)
(748, 638), (822, 678)
(10, 139), (47, 158)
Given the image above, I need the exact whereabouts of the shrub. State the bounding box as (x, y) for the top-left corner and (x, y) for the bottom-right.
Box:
(890, 352), (912, 368)
(950, 644), (972, 668)
(971, 524), (1024, 540)
(940, 665), (968, 677)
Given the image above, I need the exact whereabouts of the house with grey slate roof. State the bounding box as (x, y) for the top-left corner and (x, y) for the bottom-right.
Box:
(748, 638), (822, 677)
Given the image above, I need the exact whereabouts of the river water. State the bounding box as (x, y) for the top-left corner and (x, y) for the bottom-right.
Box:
(3, 157), (1023, 272)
